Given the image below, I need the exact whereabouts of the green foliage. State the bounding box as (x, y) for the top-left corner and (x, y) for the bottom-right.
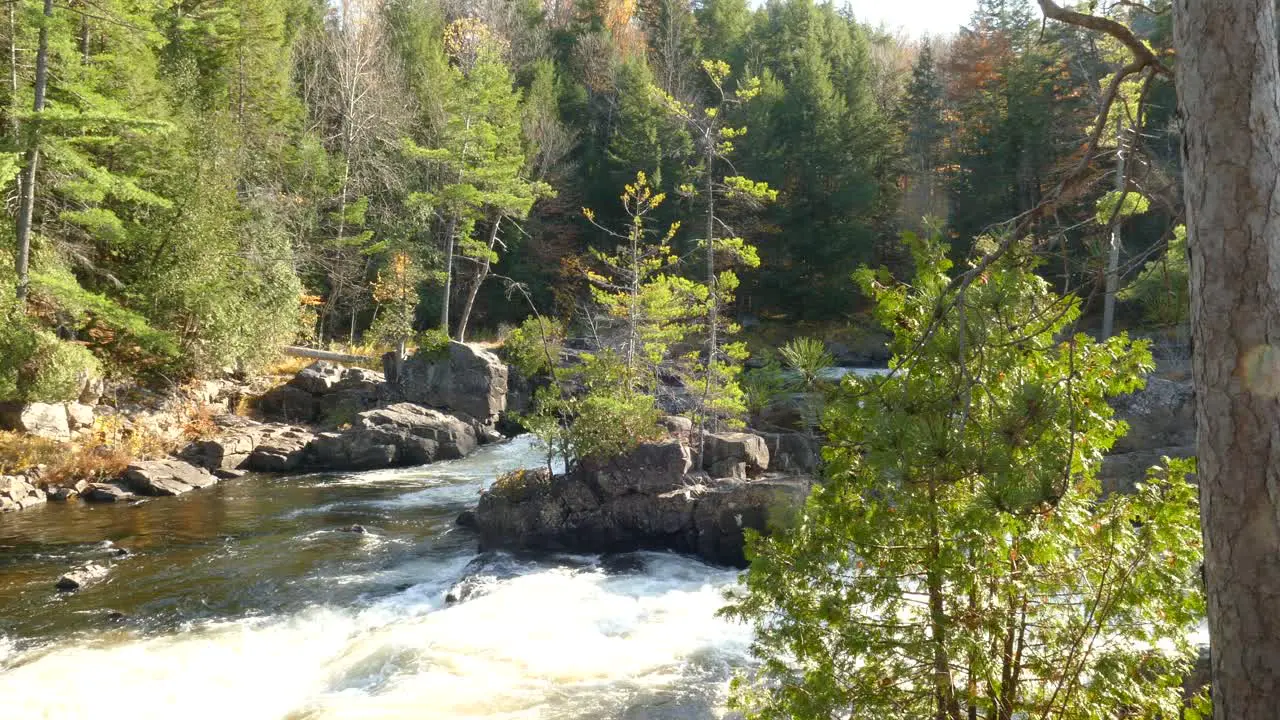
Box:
(1095, 189), (1152, 225)
(777, 336), (833, 390)
(1120, 225), (1189, 326)
(502, 315), (566, 378)
(742, 359), (786, 414)
(725, 233), (1203, 720)
(0, 319), (100, 403)
(415, 327), (452, 361)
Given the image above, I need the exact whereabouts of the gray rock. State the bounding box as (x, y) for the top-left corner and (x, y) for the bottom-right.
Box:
(0, 402), (70, 441)
(55, 563), (109, 591)
(82, 482), (136, 503)
(244, 426), (315, 472)
(256, 385), (320, 424)
(306, 404), (477, 470)
(65, 402), (95, 430)
(473, 440), (811, 567)
(579, 440), (692, 497)
(183, 432), (259, 472)
(78, 376), (106, 405)
(0, 475), (45, 511)
(1100, 445), (1197, 494)
(757, 431), (820, 474)
(1110, 378), (1195, 453)
(288, 361), (345, 395)
(121, 459), (218, 497)
(702, 432), (770, 476)
(399, 342), (508, 424)
(657, 415), (693, 437)
(693, 477), (812, 566)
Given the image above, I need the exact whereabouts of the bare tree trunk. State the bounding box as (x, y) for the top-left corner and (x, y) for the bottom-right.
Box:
(1174, 1), (1280, 717)
(14, 0), (52, 304)
(439, 212), (458, 336)
(699, 131), (717, 457)
(1101, 119), (1127, 340)
(456, 217), (501, 343)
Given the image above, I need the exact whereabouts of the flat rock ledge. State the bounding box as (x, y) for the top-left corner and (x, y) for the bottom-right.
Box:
(472, 434), (815, 567)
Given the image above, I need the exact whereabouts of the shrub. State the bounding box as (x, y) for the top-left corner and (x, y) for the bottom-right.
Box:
(725, 234), (1202, 720)
(416, 327), (452, 362)
(778, 336), (834, 390)
(0, 320), (100, 403)
(502, 315), (566, 378)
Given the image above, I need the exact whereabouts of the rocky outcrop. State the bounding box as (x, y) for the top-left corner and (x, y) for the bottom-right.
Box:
(757, 431), (820, 474)
(399, 342), (508, 425)
(0, 475), (47, 511)
(0, 402), (71, 441)
(245, 426), (316, 473)
(702, 432), (770, 478)
(257, 362), (387, 426)
(307, 403), (476, 470)
(121, 459), (218, 497)
(473, 435), (811, 567)
(1102, 378), (1197, 493)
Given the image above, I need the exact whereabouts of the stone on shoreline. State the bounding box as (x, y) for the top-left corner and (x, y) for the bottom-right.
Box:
(0, 475), (46, 511)
(121, 459), (219, 497)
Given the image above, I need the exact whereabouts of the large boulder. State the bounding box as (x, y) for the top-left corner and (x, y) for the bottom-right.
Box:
(473, 439), (811, 567)
(399, 342), (508, 425)
(255, 385), (319, 424)
(305, 403), (478, 470)
(245, 426), (316, 472)
(183, 432), (260, 472)
(121, 459), (219, 497)
(702, 432), (770, 478)
(287, 361), (345, 395)
(0, 475), (46, 512)
(82, 482), (136, 503)
(578, 440), (692, 497)
(757, 431), (820, 474)
(65, 402), (95, 431)
(693, 476), (812, 566)
(0, 402), (70, 441)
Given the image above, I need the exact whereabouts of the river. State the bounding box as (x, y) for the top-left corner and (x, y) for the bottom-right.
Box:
(0, 436), (752, 720)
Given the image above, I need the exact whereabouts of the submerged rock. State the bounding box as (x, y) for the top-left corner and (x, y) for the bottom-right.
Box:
(55, 563), (109, 591)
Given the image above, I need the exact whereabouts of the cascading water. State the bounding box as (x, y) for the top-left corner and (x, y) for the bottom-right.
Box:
(0, 437), (753, 719)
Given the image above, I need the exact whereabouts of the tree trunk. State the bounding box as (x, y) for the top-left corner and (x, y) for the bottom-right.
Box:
(14, 0), (52, 304)
(1174, 1), (1280, 717)
(439, 212), (458, 337)
(456, 217), (501, 343)
(1101, 119), (1127, 340)
(700, 130), (717, 457)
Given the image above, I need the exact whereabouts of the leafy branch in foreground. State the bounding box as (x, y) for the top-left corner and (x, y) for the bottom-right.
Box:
(724, 231), (1203, 720)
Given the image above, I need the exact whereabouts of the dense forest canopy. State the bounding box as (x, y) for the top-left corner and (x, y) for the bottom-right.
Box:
(1, 0), (1183, 394)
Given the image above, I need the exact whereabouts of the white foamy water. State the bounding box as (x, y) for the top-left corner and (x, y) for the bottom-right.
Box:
(0, 555), (746, 720)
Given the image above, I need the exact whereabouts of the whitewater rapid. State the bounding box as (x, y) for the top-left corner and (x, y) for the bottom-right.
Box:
(0, 437), (753, 720)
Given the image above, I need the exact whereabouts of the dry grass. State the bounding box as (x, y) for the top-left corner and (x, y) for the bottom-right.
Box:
(180, 400), (220, 442)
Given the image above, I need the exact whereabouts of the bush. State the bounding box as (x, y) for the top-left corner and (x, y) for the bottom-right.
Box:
(778, 336), (834, 390)
(1120, 225), (1189, 327)
(0, 319), (100, 403)
(416, 327), (452, 361)
(501, 315), (565, 378)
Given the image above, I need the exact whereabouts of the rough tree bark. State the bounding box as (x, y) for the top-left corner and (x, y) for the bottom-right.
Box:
(1174, 0), (1280, 716)
(14, 0), (52, 304)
